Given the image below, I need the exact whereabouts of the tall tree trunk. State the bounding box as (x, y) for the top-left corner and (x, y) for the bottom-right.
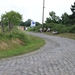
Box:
(1, 20), (4, 32)
(8, 21), (11, 31)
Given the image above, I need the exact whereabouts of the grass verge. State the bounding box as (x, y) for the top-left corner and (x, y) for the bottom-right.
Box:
(45, 32), (75, 40)
(0, 28), (45, 59)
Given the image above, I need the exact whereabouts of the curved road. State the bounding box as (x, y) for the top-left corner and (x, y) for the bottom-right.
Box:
(0, 32), (75, 75)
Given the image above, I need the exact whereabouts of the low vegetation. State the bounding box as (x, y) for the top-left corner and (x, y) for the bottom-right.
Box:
(45, 31), (75, 40)
(29, 23), (75, 33)
(0, 27), (45, 59)
(57, 33), (75, 40)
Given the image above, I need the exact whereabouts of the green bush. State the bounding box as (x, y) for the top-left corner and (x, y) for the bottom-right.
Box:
(45, 23), (72, 33)
(29, 25), (42, 32)
(69, 25), (75, 33)
(0, 27), (30, 45)
(52, 25), (67, 33)
(29, 23), (75, 33)
(45, 23), (66, 33)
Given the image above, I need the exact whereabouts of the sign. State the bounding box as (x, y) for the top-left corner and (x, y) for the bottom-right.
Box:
(31, 21), (36, 26)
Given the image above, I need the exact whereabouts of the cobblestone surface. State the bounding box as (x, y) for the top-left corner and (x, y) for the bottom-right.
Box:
(0, 32), (75, 75)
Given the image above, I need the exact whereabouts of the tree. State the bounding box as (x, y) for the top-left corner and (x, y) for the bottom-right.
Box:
(25, 19), (32, 27)
(20, 21), (25, 26)
(70, 2), (75, 24)
(71, 2), (75, 14)
(45, 11), (61, 23)
(1, 10), (22, 31)
(1, 14), (6, 32)
(1, 20), (4, 32)
(49, 11), (56, 21)
(45, 17), (52, 23)
(36, 22), (41, 26)
(61, 12), (70, 25)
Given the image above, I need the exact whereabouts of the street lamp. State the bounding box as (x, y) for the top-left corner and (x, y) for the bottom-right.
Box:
(42, 0), (45, 31)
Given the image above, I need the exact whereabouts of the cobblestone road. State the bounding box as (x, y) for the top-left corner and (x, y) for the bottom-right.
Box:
(0, 32), (75, 75)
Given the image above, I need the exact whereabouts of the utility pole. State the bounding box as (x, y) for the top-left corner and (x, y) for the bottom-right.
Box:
(42, 0), (45, 31)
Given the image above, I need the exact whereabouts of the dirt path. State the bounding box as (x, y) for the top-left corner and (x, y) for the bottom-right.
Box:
(0, 32), (75, 75)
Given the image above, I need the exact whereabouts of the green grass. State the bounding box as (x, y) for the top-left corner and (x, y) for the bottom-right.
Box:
(57, 33), (75, 40)
(0, 36), (45, 59)
(0, 27), (45, 59)
(45, 32), (75, 40)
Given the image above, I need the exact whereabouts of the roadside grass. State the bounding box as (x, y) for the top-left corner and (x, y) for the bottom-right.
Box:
(57, 33), (75, 40)
(45, 32), (75, 40)
(0, 36), (45, 59)
(0, 28), (45, 59)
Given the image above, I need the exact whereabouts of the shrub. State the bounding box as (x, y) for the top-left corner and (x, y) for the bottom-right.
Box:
(0, 27), (30, 45)
(29, 23), (75, 33)
(45, 23), (67, 33)
(69, 25), (75, 33)
(29, 25), (42, 32)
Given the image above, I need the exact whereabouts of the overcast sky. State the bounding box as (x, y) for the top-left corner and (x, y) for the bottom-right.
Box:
(0, 0), (75, 23)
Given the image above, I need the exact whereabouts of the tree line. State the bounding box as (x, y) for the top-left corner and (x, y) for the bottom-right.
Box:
(29, 2), (75, 33)
(0, 2), (75, 33)
(0, 11), (41, 32)
(45, 2), (75, 25)
(20, 2), (75, 27)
